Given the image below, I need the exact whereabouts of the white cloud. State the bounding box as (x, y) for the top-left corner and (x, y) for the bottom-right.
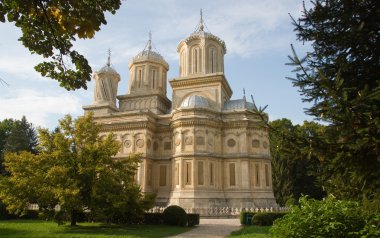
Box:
(0, 89), (82, 128)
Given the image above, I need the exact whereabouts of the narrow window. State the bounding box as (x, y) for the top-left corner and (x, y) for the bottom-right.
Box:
(210, 47), (216, 73)
(198, 161), (204, 185)
(185, 162), (192, 185)
(255, 164), (260, 187)
(265, 164), (270, 187)
(175, 163), (179, 185)
(138, 69), (143, 88)
(159, 165), (166, 186)
(229, 163), (236, 186)
(152, 69), (156, 89)
(210, 162), (214, 185)
(147, 164), (152, 186)
(194, 48), (198, 73)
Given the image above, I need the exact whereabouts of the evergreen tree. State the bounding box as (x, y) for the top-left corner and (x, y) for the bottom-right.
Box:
(270, 119), (325, 206)
(287, 0), (380, 200)
(4, 116), (38, 154)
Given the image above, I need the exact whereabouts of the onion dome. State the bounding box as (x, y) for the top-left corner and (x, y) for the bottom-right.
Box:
(178, 9), (226, 53)
(131, 32), (169, 69)
(97, 50), (119, 75)
(180, 95), (210, 109)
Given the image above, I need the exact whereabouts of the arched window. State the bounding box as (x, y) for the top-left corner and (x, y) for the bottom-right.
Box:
(137, 69), (143, 88)
(209, 47), (216, 73)
(192, 47), (201, 73)
(151, 69), (156, 89)
(180, 50), (185, 76)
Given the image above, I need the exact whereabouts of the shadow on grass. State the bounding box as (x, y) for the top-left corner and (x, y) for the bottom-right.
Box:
(0, 220), (191, 238)
(57, 223), (192, 238)
(0, 227), (25, 237)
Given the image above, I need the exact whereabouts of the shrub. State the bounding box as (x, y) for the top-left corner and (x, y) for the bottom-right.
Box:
(163, 205), (187, 226)
(144, 213), (164, 225)
(240, 212), (256, 225)
(271, 195), (367, 238)
(187, 213), (200, 227)
(252, 212), (286, 226)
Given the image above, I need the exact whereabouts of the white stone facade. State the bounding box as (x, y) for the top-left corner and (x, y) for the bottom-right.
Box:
(83, 15), (277, 212)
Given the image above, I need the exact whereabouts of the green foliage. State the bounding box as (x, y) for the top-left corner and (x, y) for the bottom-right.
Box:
(0, 114), (153, 226)
(287, 0), (380, 199)
(271, 195), (368, 238)
(143, 213), (164, 225)
(230, 226), (271, 238)
(0, 117), (38, 175)
(252, 213), (286, 226)
(163, 205), (187, 227)
(270, 119), (326, 206)
(0, 0), (122, 90)
(186, 214), (200, 227)
(240, 212), (256, 225)
(0, 220), (192, 238)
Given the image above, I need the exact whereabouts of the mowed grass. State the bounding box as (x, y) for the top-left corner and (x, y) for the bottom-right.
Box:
(0, 220), (192, 238)
(229, 225), (271, 238)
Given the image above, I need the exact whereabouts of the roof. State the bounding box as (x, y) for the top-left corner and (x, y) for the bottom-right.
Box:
(223, 99), (257, 111)
(180, 95), (210, 109)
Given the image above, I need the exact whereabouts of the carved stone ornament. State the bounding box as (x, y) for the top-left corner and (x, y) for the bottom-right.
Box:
(208, 137), (214, 146)
(153, 141), (159, 151)
(147, 139), (152, 149)
(175, 137), (181, 146)
(252, 139), (260, 148)
(196, 136), (205, 145)
(185, 136), (193, 145)
(136, 139), (145, 148)
(124, 140), (131, 148)
(263, 141), (268, 149)
(227, 138), (236, 147)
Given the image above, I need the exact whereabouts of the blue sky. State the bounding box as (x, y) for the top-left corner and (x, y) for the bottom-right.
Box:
(0, 0), (313, 129)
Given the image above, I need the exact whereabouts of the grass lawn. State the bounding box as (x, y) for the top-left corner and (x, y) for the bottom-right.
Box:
(229, 225), (271, 238)
(0, 220), (192, 238)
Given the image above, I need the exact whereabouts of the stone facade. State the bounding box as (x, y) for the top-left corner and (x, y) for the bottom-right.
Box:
(83, 15), (277, 212)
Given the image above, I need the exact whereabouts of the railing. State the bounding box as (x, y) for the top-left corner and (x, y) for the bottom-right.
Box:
(147, 206), (289, 216)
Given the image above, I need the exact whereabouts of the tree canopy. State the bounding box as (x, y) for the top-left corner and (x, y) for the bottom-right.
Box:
(0, 116), (38, 175)
(270, 119), (326, 206)
(286, 0), (380, 200)
(0, 0), (122, 90)
(0, 114), (153, 225)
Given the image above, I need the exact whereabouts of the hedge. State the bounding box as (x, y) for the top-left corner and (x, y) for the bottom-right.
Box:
(143, 212), (199, 226)
(252, 212), (286, 226)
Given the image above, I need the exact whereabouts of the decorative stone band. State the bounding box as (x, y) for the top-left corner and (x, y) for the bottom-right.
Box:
(146, 206), (289, 217)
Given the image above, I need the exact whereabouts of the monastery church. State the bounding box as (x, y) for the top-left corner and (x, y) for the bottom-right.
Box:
(83, 12), (277, 212)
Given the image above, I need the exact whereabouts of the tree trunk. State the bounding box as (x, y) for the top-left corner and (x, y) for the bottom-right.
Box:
(70, 210), (77, 226)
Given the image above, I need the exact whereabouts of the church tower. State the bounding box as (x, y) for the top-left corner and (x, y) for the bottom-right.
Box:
(177, 10), (226, 77)
(170, 10), (232, 111)
(118, 33), (171, 114)
(83, 50), (120, 116)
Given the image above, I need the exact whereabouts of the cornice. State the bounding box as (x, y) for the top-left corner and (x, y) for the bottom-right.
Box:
(169, 73), (233, 97)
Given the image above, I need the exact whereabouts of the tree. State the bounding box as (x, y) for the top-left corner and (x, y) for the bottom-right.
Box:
(287, 0), (380, 200)
(0, 1), (122, 90)
(0, 114), (153, 225)
(3, 116), (38, 154)
(270, 119), (325, 206)
(0, 116), (38, 175)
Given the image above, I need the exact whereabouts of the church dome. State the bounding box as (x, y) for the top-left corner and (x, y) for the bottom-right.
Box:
(180, 95), (210, 109)
(96, 50), (119, 75)
(177, 10), (226, 53)
(131, 33), (169, 69)
(98, 64), (119, 75)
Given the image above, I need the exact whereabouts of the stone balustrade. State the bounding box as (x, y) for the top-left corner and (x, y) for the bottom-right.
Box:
(146, 206), (289, 217)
